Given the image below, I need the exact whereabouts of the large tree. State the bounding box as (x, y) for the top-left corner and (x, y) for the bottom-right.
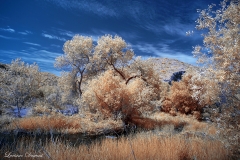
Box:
(0, 59), (42, 117)
(93, 35), (134, 81)
(193, 0), (239, 98)
(55, 35), (94, 97)
(55, 34), (136, 98)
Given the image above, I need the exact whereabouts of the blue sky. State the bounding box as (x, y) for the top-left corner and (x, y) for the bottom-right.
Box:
(0, 0), (222, 75)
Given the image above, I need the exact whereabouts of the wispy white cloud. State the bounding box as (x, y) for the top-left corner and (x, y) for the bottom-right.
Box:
(57, 28), (99, 41)
(42, 33), (66, 41)
(0, 49), (62, 75)
(0, 35), (18, 40)
(143, 20), (197, 38)
(58, 29), (75, 37)
(133, 43), (197, 65)
(23, 42), (41, 46)
(118, 31), (140, 41)
(47, 0), (117, 17)
(163, 21), (196, 37)
(48, 0), (157, 20)
(51, 44), (61, 48)
(92, 28), (140, 41)
(24, 50), (61, 63)
(0, 27), (15, 33)
(47, 0), (199, 41)
(19, 30), (32, 35)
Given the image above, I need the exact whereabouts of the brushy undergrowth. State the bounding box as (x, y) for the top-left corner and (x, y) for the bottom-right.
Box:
(4, 112), (218, 135)
(0, 133), (228, 160)
(4, 113), (123, 134)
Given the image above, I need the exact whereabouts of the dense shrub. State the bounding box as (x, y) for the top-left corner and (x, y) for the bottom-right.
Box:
(81, 69), (157, 121)
(0, 59), (43, 117)
(162, 69), (220, 119)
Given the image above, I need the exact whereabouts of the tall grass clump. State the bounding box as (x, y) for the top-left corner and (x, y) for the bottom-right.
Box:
(0, 133), (228, 160)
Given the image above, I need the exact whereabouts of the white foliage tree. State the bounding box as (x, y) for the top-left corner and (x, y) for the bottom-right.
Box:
(193, 0), (240, 100)
(55, 34), (136, 99)
(55, 35), (94, 97)
(0, 59), (42, 117)
(93, 35), (135, 81)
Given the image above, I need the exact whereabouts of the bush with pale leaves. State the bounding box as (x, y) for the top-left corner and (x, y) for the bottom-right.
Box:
(0, 59), (43, 117)
(162, 69), (220, 119)
(193, 0), (240, 101)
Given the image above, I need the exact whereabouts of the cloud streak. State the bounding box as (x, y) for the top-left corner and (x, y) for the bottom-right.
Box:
(42, 33), (66, 41)
(58, 29), (75, 37)
(51, 44), (61, 48)
(19, 30), (32, 35)
(133, 43), (197, 65)
(47, 0), (117, 17)
(56, 28), (99, 41)
(23, 42), (41, 46)
(0, 27), (15, 33)
(0, 35), (18, 40)
(163, 21), (195, 37)
(47, 0), (199, 40)
(0, 49), (62, 75)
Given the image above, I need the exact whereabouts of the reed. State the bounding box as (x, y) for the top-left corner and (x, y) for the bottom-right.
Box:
(0, 133), (228, 160)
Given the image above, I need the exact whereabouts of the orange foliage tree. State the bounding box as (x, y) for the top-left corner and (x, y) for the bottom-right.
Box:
(81, 69), (158, 121)
(162, 69), (220, 119)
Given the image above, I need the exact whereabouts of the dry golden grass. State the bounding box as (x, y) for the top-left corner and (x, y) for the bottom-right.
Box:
(6, 113), (123, 134)
(5, 111), (219, 137)
(0, 133), (228, 160)
(16, 115), (80, 130)
(32, 103), (53, 115)
(1, 111), (231, 159)
(147, 112), (218, 135)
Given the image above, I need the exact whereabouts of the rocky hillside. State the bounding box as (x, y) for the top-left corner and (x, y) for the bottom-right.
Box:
(144, 58), (198, 80)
